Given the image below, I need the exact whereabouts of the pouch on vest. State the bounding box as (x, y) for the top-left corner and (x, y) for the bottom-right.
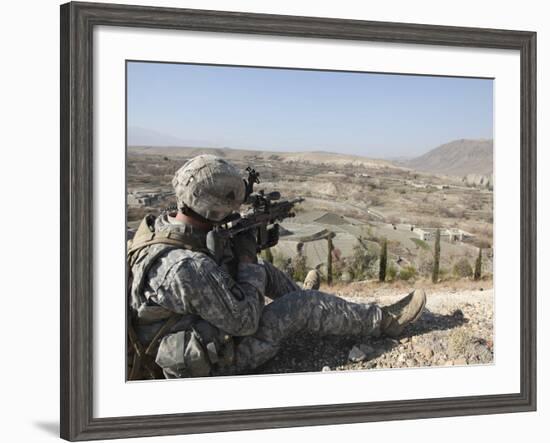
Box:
(127, 215), (228, 379)
(155, 329), (211, 378)
(155, 321), (235, 378)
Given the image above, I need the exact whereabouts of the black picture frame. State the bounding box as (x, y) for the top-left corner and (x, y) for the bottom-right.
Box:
(60, 1), (537, 441)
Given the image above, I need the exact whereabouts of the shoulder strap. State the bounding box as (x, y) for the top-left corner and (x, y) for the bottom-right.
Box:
(127, 215), (211, 319)
(127, 215), (209, 261)
(128, 230), (207, 255)
(128, 312), (183, 380)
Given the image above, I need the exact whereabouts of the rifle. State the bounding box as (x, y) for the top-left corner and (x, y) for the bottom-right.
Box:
(207, 167), (304, 261)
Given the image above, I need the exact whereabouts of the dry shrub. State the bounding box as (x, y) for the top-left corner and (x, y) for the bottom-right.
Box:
(448, 328), (473, 358)
(399, 265), (417, 281)
(453, 257), (473, 278)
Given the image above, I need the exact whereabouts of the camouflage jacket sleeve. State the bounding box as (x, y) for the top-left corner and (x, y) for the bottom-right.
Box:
(153, 252), (266, 337)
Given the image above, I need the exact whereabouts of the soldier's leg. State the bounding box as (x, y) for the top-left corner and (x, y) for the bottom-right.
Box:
(233, 290), (382, 372)
(260, 258), (300, 299)
(303, 269), (321, 290)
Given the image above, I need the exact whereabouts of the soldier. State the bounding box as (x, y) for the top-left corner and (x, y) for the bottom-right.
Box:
(127, 155), (426, 379)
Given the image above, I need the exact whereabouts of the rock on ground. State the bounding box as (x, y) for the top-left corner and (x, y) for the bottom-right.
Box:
(254, 286), (494, 375)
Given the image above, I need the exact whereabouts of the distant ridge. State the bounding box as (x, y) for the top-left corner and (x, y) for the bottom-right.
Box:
(128, 145), (397, 170)
(402, 139), (493, 177)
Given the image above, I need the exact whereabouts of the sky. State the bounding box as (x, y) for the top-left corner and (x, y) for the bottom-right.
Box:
(127, 61), (493, 159)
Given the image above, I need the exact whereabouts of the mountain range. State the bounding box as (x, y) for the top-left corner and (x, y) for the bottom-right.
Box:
(129, 136), (494, 178)
(400, 139), (493, 177)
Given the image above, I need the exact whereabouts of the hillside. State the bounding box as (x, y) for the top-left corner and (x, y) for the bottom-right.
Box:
(128, 145), (396, 170)
(402, 139), (493, 177)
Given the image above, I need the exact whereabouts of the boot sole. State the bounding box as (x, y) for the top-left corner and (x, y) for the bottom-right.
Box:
(409, 289), (427, 323)
(383, 290), (427, 337)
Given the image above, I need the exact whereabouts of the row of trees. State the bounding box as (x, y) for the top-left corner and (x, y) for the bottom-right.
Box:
(378, 228), (484, 283)
(267, 229), (485, 285)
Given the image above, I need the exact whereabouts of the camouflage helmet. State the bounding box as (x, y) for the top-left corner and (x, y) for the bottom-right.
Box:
(172, 154), (246, 222)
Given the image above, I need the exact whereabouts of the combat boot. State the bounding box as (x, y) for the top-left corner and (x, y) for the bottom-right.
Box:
(380, 290), (426, 337)
(303, 269), (321, 290)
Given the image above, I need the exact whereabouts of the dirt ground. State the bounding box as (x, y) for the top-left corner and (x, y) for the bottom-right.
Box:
(254, 280), (494, 374)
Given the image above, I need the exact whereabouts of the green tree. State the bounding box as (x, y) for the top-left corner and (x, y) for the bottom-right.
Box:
(292, 253), (307, 283)
(326, 236), (334, 286)
(432, 229), (441, 283)
(261, 248), (273, 264)
(272, 250), (287, 271)
(399, 265), (417, 281)
(379, 238), (388, 282)
(474, 247), (483, 280)
(387, 264), (398, 281)
(349, 242), (376, 281)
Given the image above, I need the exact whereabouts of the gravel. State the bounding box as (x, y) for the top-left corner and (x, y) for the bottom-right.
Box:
(254, 287), (494, 374)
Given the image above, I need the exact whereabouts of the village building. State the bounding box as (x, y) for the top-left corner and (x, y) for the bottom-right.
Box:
(413, 227), (474, 243)
(127, 189), (174, 207)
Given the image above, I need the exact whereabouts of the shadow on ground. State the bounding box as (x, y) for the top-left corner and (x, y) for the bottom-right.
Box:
(254, 308), (468, 375)
(402, 308), (467, 338)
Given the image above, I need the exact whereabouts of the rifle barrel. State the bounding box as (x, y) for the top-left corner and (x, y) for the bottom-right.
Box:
(214, 196), (304, 239)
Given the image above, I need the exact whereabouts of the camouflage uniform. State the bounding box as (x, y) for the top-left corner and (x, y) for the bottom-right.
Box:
(129, 213), (382, 378)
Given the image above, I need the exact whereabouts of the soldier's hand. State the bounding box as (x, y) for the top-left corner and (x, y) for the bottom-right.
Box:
(267, 224), (280, 247)
(233, 230), (258, 264)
